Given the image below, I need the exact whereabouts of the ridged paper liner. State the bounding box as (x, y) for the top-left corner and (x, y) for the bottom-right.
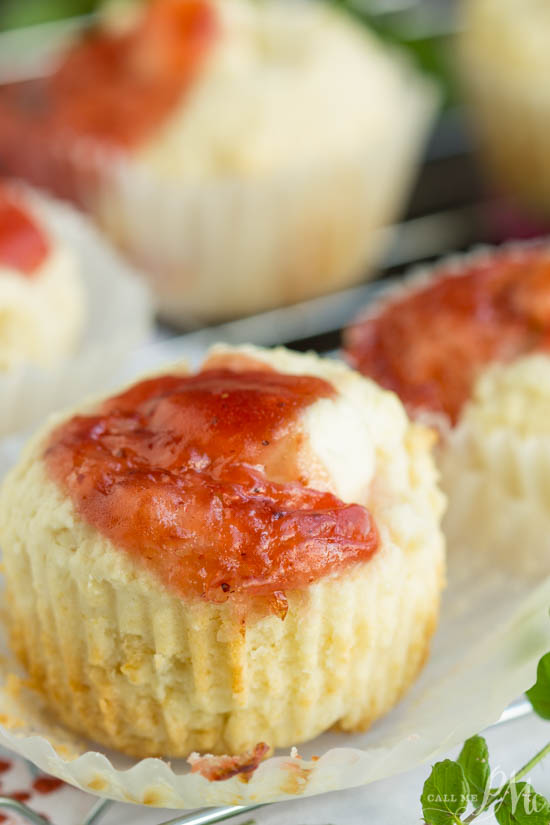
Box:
(0, 360), (548, 807)
(441, 412), (550, 579)
(2, 56), (438, 327)
(0, 188), (153, 436)
(3, 455), (442, 758)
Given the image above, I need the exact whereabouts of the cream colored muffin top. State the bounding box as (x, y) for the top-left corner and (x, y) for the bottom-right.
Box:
(0, 344), (444, 606)
(210, 346), (445, 549)
(458, 354), (550, 439)
(136, 0), (424, 179)
(0, 197), (84, 371)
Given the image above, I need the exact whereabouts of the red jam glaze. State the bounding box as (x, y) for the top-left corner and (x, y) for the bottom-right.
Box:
(0, 185), (50, 275)
(44, 363), (379, 603)
(345, 247), (550, 424)
(0, 0), (217, 200)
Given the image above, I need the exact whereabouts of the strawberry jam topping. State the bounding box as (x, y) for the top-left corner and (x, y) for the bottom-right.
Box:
(0, 0), (217, 199)
(0, 185), (50, 275)
(45, 363), (379, 602)
(345, 247), (550, 424)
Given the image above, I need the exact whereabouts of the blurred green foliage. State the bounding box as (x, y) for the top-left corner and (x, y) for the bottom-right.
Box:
(332, 0), (455, 106)
(0, 0), (100, 29)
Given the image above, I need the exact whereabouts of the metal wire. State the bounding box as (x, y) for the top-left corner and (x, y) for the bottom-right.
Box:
(81, 798), (114, 825)
(0, 796), (51, 825)
(161, 804), (265, 825)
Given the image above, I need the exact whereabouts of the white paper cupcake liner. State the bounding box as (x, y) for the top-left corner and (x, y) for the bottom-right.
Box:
(0, 188), (153, 437)
(0, 367), (548, 808)
(96, 68), (437, 328)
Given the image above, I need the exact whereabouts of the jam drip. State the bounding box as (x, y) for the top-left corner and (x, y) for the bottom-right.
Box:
(0, 185), (50, 275)
(345, 248), (550, 424)
(0, 0), (218, 199)
(45, 367), (379, 602)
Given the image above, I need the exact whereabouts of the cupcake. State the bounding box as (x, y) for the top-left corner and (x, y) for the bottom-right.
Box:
(0, 345), (445, 758)
(344, 243), (550, 572)
(0, 181), (84, 370)
(459, 0), (550, 216)
(0, 0), (438, 325)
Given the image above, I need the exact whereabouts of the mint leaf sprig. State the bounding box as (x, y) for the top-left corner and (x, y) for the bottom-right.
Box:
(421, 652), (550, 824)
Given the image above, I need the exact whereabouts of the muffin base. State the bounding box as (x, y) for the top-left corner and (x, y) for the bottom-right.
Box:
(2, 458), (443, 758)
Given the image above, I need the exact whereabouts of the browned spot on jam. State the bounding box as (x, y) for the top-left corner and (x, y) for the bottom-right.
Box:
(45, 361), (379, 603)
(0, 0), (218, 201)
(32, 776), (64, 795)
(345, 247), (550, 424)
(0, 185), (49, 275)
(188, 742), (269, 781)
(0, 760), (11, 775)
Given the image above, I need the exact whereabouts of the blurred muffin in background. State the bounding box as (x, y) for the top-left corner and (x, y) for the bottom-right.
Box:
(459, 0), (550, 217)
(0, 181), (84, 370)
(0, 0), (438, 325)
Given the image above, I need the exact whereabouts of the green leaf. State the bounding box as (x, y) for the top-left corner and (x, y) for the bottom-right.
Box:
(495, 782), (550, 824)
(457, 735), (490, 807)
(527, 653), (550, 720)
(0, 0), (97, 29)
(421, 760), (468, 825)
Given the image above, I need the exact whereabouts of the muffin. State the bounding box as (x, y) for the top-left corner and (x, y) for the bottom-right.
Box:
(459, 0), (550, 216)
(0, 345), (445, 758)
(0, 0), (438, 325)
(344, 244), (550, 576)
(0, 182), (84, 370)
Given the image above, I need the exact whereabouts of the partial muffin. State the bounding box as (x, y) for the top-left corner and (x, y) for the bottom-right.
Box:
(344, 244), (550, 428)
(0, 182), (84, 370)
(459, 0), (550, 216)
(344, 244), (550, 576)
(0, 345), (445, 758)
(0, 0), (437, 324)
